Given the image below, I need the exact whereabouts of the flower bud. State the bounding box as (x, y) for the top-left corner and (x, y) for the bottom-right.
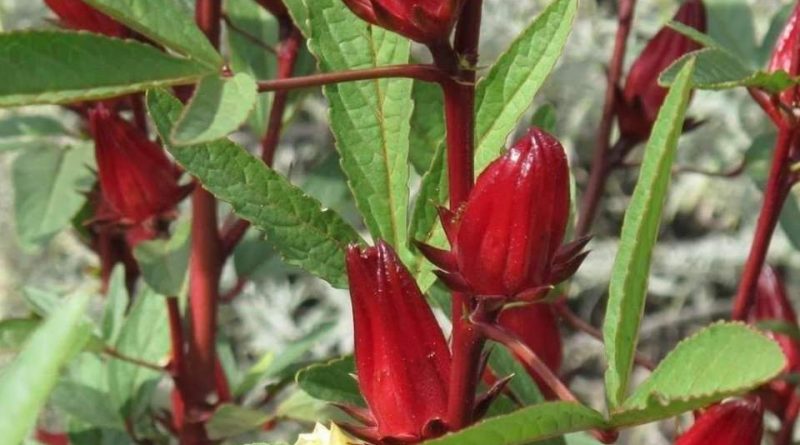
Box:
(341, 0), (465, 44)
(418, 128), (586, 298)
(674, 398), (763, 445)
(747, 266), (800, 416)
(44, 0), (126, 37)
(498, 302), (562, 398)
(767, 2), (800, 106)
(345, 240), (451, 443)
(89, 104), (189, 225)
(617, 0), (706, 143)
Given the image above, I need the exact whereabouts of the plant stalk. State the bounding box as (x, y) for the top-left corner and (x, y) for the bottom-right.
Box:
(256, 63), (446, 92)
(575, 0), (637, 238)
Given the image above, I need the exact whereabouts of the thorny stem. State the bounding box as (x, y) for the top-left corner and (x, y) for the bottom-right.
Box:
(575, 0), (637, 238)
(440, 0), (484, 432)
(732, 126), (796, 320)
(256, 64), (447, 92)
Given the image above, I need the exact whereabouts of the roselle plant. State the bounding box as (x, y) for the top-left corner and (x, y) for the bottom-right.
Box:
(2, 0), (800, 444)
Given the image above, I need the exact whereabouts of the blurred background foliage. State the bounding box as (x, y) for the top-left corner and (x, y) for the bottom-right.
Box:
(0, 0), (795, 443)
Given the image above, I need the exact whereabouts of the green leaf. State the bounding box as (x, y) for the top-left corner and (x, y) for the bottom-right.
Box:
(0, 32), (213, 107)
(133, 220), (191, 296)
(705, 0), (758, 64)
(206, 404), (271, 440)
(0, 114), (69, 138)
(610, 323), (784, 426)
(758, 3), (794, 67)
(487, 346), (545, 406)
(107, 287), (169, 419)
(171, 73), (257, 145)
(51, 380), (124, 429)
(474, 0), (577, 172)
(660, 48), (795, 92)
(0, 293), (91, 444)
(283, 0), (310, 37)
(603, 60), (696, 408)
(101, 266), (129, 344)
(275, 389), (336, 424)
(83, 0), (222, 69)
(422, 402), (606, 445)
(409, 81), (445, 174)
(296, 356), (364, 406)
(147, 89), (361, 288)
(0, 319), (39, 352)
(305, 0), (413, 258)
(225, 0), (278, 136)
(13, 143), (95, 247)
(409, 142), (448, 289)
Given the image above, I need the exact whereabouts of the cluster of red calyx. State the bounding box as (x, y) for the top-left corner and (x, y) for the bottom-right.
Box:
(340, 0), (466, 45)
(675, 398), (764, 445)
(617, 0), (707, 143)
(747, 267), (800, 417)
(44, 0), (127, 37)
(86, 104), (190, 292)
(417, 128), (588, 300)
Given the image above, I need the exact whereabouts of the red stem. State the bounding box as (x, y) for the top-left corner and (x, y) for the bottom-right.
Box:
(732, 127), (796, 320)
(575, 0), (637, 238)
(442, 0), (483, 431)
(256, 64), (446, 92)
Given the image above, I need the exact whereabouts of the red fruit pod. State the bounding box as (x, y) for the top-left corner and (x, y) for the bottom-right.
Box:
(674, 398), (764, 445)
(44, 0), (127, 37)
(618, 0), (706, 142)
(454, 128), (571, 297)
(341, 0), (466, 45)
(767, 2), (800, 106)
(345, 240), (451, 443)
(498, 302), (562, 398)
(89, 104), (188, 225)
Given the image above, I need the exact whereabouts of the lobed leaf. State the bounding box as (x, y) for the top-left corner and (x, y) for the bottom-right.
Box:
(0, 32), (212, 107)
(603, 60), (695, 408)
(421, 402), (607, 445)
(0, 293), (91, 444)
(83, 0), (222, 68)
(133, 220), (191, 296)
(304, 0), (412, 260)
(295, 356), (365, 406)
(474, 0), (578, 172)
(171, 72), (258, 145)
(610, 323), (785, 426)
(147, 89), (362, 288)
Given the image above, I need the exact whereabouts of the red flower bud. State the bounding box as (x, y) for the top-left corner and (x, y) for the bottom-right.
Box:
(674, 398), (764, 445)
(89, 105), (189, 225)
(418, 128), (585, 298)
(617, 0), (706, 143)
(498, 302), (562, 398)
(768, 2), (800, 106)
(747, 266), (800, 416)
(341, 0), (465, 44)
(44, 0), (127, 37)
(345, 240), (451, 443)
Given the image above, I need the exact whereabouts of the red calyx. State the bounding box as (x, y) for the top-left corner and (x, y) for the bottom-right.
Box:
(746, 266), (800, 416)
(345, 240), (451, 444)
(498, 302), (563, 398)
(674, 398), (764, 445)
(89, 104), (189, 225)
(617, 0), (706, 143)
(341, 0), (466, 45)
(44, 0), (127, 37)
(419, 128), (585, 299)
(767, 2), (800, 107)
